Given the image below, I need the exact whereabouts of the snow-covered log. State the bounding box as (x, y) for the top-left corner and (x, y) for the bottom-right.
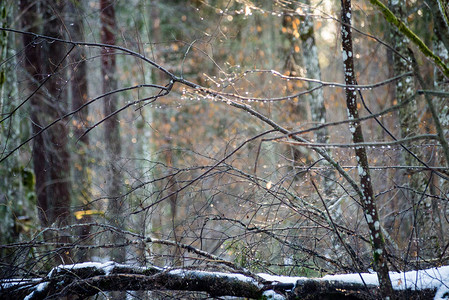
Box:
(0, 262), (267, 299)
(288, 267), (449, 299)
(1, 262), (448, 299)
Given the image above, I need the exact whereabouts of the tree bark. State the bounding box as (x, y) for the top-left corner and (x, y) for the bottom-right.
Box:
(0, 1), (31, 266)
(20, 0), (46, 229)
(387, 0), (431, 259)
(20, 1), (72, 263)
(67, 0), (93, 262)
(281, 8), (314, 180)
(431, 0), (449, 255)
(41, 0), (72, 230)
(298, 1), (336, 196)
(100, 0), (125, 263)
(340, 0), (395, 298)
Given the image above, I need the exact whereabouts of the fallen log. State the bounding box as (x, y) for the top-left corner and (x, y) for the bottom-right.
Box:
(1, 262), (448, 299)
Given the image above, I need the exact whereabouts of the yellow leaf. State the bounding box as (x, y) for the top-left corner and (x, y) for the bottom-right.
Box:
(74, 210), (105, 220)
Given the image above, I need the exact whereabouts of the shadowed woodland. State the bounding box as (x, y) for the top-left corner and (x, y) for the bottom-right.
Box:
(1, 0), (449, 299)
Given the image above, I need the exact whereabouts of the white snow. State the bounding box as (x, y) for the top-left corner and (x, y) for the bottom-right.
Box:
(434, 284), (449, 300)
(342, 50), (348, 61)
(57, 261), (113, 271)
(357, 165), (364, 175)
(169, 269), (261, 286)
(23, 282), (49, 300)
(321, 266), (449, 298)
(36, 281), (49, 292)
(258, 273), (306, 285)
(260, 266), (449, 299)
(0, 278), (40, 289)
(46, 261), (114, 278)
(263, 289), (287, 299)
(103, 262), (117, 275)
(53, 261), (140, 275)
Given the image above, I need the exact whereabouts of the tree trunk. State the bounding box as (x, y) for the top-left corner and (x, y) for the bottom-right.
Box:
(387, 0), (432, 260)
(100, 0), (125, 264)
(281, 10), (314, 178)
(430, 4), (449, 190)
(298, 0), (337, 230)
(67, 0), (93, 262)
(340, 0), (394, 298)
(149, 0), (185, 266)
(41, 0), (72, 228)
(20, 0), (72, 264)
(431, 3), (449, 260)
(0, 1), (32, 269)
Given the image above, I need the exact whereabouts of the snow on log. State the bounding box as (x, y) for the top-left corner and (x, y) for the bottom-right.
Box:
(1, 262), (449, 299)
(286, 266), (449, 299)
(0, 261), (265, 299)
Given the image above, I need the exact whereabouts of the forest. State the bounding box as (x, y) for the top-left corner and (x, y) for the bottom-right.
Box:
(1, 0), (449, 299)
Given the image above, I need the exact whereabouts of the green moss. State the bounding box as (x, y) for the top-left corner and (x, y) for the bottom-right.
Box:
(0, 72), (5, 86)
(369, 0), (449, 78)
(22, 168), (35, 191)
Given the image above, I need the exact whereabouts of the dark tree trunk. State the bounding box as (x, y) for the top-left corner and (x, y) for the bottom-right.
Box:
(68, 0), (92, 261)
(41, 0), (71, 230)
(100, 0), (125, 263)
(340, 0), (394, 298)
(20, 0), (47, 228)
(21, 0), (72, 264)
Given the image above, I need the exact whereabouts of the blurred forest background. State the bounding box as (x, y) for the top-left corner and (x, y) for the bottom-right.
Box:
(1, 0), (449, 298)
